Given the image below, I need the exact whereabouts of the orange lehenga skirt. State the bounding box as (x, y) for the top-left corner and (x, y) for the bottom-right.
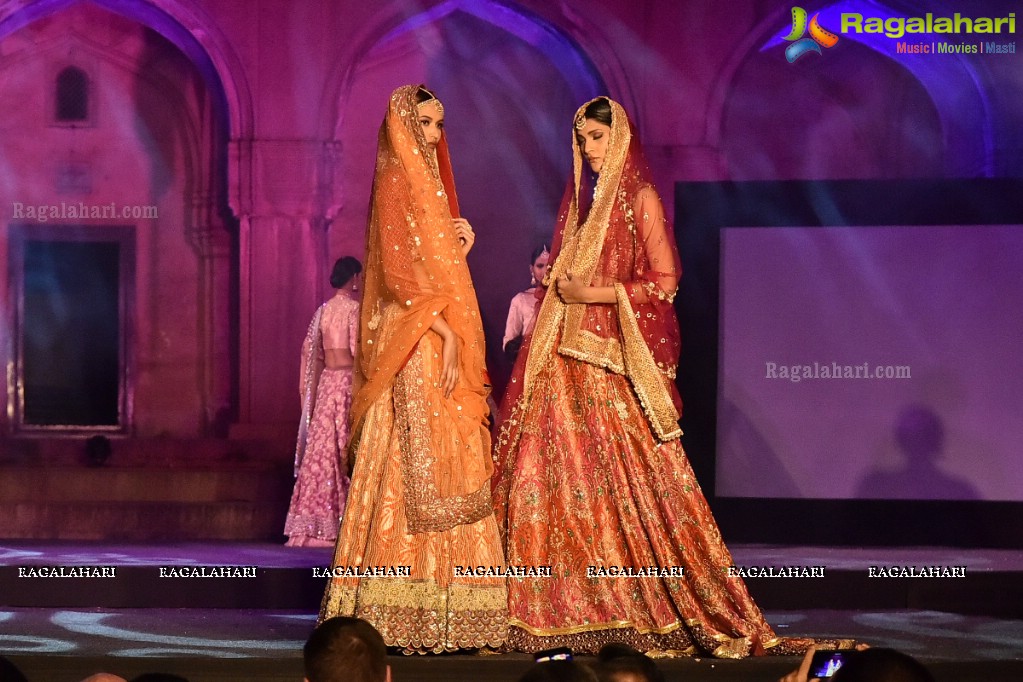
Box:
(494, 343), (835, 657)
(319, 329), (507, 653)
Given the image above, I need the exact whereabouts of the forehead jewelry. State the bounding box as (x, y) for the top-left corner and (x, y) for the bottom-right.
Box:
(416, 97), (444, 116)
(574, 113), (586, 129)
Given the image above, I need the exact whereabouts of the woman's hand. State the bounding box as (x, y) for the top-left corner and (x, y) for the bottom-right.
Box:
(453, 218), (475, 256)
(778, 647), (818, 682)
(557, 272), (617, 304)
(556, 271), (588, 304)
(430, 315), (459, 397)
(440, 331), (460, 398)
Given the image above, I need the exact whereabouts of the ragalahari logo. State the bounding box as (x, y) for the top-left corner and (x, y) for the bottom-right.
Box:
(783, 6), (840, 62)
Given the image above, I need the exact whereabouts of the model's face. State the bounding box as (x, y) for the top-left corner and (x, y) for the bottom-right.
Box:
(530, 252), (550, 285)
(576, 118), (610, 173)
(418, 101), (444, 148)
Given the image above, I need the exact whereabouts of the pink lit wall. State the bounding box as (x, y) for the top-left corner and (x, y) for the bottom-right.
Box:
(1, 0), (1021, 450)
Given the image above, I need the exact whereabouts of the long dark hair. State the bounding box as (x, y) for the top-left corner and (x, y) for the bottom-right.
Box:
(330, 256), (362, 289)
(582, 97), (612, 126)
(416, 86), (438, 104)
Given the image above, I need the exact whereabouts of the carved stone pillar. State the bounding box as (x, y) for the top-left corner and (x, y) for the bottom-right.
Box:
(228, 138), (335, 435)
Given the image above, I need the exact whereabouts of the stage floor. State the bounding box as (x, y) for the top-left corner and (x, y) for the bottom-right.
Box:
(2, 543), (1022, 681)
(4, 540), (1022, 569)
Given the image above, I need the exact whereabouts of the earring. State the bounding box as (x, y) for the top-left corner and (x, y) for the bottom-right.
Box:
(530, 275), (537, 286)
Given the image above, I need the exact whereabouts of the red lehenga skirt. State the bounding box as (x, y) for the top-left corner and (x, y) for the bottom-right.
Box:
(494, 345), (840, 657)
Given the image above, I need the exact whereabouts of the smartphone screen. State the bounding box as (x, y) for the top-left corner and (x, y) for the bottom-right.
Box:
(534, 647), (573, 662)
(810, 650), (848, 678)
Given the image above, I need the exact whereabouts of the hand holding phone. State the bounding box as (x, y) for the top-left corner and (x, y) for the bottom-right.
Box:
(809, 649), (849, 678)
(534, 647), (573, 662)
(778, 646), (848, 682)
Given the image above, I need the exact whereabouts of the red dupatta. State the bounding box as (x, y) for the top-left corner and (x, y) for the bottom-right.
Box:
(518, 97), (683, 441)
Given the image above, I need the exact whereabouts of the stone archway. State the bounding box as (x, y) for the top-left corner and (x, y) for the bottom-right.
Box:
(322, 1), (606, 396)
(0, 0), (245, 436)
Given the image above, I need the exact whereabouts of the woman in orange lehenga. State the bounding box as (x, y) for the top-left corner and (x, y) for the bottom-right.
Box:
(319, 85), (507, 653)
(493, 97), (842, 657)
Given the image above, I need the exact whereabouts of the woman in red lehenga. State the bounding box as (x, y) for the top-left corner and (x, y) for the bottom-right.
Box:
(493, 97), (847, 657)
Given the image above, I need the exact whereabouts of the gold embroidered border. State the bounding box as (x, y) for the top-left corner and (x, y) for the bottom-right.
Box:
(557, 327), (625, 375)
(319, 582), (357, 622)
(325, 578), (508, 652)
(509, 616), (681, 637)
(614, 283), (682, 441)
(394, 345), (492, 534)
(507, 625), (698, 657)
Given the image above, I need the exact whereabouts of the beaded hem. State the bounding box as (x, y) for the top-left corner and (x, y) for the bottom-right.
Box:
(321, 578), (508, 653)
(507, 625), (856, 658)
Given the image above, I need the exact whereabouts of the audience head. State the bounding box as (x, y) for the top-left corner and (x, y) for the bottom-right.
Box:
(832, 648), (935, 682)
(304, 616), (389, 682)
(518, 660), (598, 682)
(594, 643), (663, 682)
(330, 256), (362, 289)
(128, 675), (189, 682)
(78, 675), (128, 682)
(1, 656), (29, 682)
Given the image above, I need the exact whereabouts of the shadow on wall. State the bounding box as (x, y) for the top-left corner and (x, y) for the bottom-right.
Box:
(855, 404), (981, 500)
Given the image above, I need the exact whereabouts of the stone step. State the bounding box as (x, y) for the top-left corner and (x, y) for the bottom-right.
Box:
(0, 466), (287, 502)
(1, 542), (1021, 619)
(0, 500), (288, 541)
(1, 435), (294, 466)
(0, 436), (294, 468)
(0, 436), (294, 539)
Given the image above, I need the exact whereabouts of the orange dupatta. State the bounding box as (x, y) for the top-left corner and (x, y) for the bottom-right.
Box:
(351, 84), (492, 533)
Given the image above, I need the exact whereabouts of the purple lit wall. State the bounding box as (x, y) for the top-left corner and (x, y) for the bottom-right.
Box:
(718, 226), (1023, 501)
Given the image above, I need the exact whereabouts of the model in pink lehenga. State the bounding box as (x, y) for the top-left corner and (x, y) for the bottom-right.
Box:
(284, 256), (361, 548)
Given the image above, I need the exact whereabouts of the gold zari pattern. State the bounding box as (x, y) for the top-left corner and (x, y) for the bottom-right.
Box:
(614, 283), (682, 440)
(395, 346), (492, 533)
(323, 579), (506, 654)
